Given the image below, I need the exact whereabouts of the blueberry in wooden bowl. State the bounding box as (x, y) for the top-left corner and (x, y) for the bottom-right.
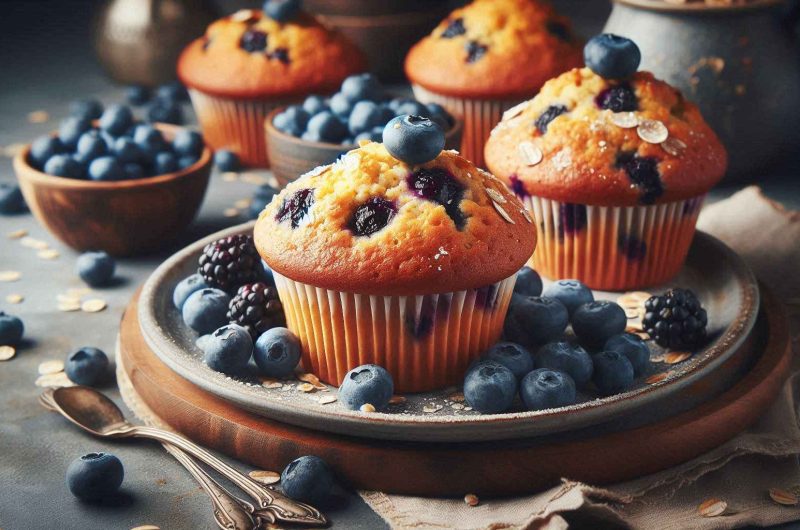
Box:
(13, 121), (212, 257)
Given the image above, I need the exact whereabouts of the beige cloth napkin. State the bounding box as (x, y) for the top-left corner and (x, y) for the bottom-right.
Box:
(361, 186), (800, 530)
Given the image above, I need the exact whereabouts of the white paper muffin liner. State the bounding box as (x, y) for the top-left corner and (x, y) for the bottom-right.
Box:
(522, 194), (706, 291)
(272, 272), (517, 393)
(411, 84), (524, 168)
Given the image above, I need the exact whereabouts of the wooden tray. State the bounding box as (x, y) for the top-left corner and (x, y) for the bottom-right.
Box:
(118, 287), (791, 497)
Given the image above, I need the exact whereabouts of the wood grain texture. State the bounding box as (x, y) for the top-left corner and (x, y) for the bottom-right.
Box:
(119, 287), (791, 497)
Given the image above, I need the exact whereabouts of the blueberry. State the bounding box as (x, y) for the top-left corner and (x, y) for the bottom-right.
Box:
(276, 188), (315, 228)
(584, 34), (641, 80)
(406, 167), (465, 228)
(172, 130), (204, 157)
(76, 251), (116, 287)
(253, 327), (302, 377)
(153, 152), (178, 174)
(306, 111), (347, 143)
(66, 452), (124, 501)
(182, 288), (231, 335)
(463, 360), (517, 414)
(542, 279), (594, 317)
(302, 95), (328, 115)
(329, 93), (353, 117)
(133, 124), (167, 158)
(535, 341), (593, 388)
(69, 99), (104, 121)
(173, 273), (209, 309)
(214, 149), (240, 172)
(513, 266), (543, 297)
(347, 101), (383, 135)
(59, 117), (92, 150)
(465, 41), (488, 63)
(0, 311), (24, 345)
(65, 347), (109, 386)
(201, 324), (253, 374)
(88, 156), (125, 181)
(383, 115), (445, 165)
(147, 99), (184, 125)
(572, 301), (627, 348)
(535, 105), (568, 134)
(263, 0), (301, 22)
(177, 155), (197, 170)
(483, 342), (534, 380)
(604, 333), (650, 376)
(248, 184), (278, 219)
(595, 84), (638, 113)
(273, 106), (310, 137)
(520, 368), (577, 411)
(99, 105), (134, 136)
(29, 135), (65, 168)
(0, 184), (27, 215)
(126, 85), (151, 106)
(155, 81), (189, 103)
(347, 196), (397, 237)
(615, 152), (663, 205)
(592, 350), (634, 395)
(281, 456), (334, 506)
(75, 130), (108, 164)
(340, 73), (384, 102)
(339, 364), (394, 411)
(441, 17), (466, 38)
(44, 154), (83, 179)
(123, 163), (145, 180)
(503, 295), (569, 349)
(387, 98), (410, 112)
(112, 137), (143, 164)
(394, 101), (427, 118)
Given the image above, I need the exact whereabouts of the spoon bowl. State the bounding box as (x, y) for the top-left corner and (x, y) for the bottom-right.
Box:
(51, 386), (131, 436)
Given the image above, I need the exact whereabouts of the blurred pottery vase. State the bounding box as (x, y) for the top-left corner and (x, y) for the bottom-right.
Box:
(604, 0), (800, 181)
(93, 0), (217, 87)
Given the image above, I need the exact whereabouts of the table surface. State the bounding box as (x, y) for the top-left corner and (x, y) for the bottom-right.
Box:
(1, 1), (799, 529)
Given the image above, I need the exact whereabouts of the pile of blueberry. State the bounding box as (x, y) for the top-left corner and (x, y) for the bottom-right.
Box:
(272, 73), (454, 145)
(29, 96), (203, 182)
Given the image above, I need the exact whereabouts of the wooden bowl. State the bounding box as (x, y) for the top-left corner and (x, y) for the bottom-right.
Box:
(265, 107), (464, 186)
(12, 123), (212, 257)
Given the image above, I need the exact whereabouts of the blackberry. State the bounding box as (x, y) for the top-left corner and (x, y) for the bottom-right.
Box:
(198, 235), (262, 293)
(227, 282), (285, 339)
(642, 289), (708, 350)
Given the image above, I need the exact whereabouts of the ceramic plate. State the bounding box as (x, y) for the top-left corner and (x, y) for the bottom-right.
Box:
(138, 223), (759, 442)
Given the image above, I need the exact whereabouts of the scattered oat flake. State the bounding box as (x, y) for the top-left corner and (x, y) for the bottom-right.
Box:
(388, 395), (406, 405)
(223, 208), (240, 218)
(57, 293), (81, 303)
(0, 345), (16, 361)
(0, 271), (21, 282)
(646, 372), (669, 384)
(638, 119), (669, 144)
(629, 291), (652, 302)
(769, 488), (798, 506)
(248, 470), (280, 485)
(450, 392), (465, 402)
(634, 331), (651, 341)
(67, 287), (91, 296)
(451, 403), (465, 410)
(464, 494), (479, 507)
(502, 101), (528, 121)
(7, 229), (27, 239)
(264, 382), (282, 389)
(234, 198), (251, 209)
(624, 307), (641, 319)
(492, 201), (515, 224)
(222, 172), (238, 182)
(698, 498), (727, 517)
(664, 351), (691, 364)
(21, 237), (49, 250)
(28, 110), (49, 123)
(662, 137), (687, 157)
(6, 294), (23, 304)
(318, 395), (337, 405)
(423, 404), (443, 413)
(35, 372), (73, 388)
(38, 360), (65, 375)
(58, 301), (82, 312)
(610, 111), (639, 128)
(360, 403), (376, 413)
(520, 208), (533, 224)
(485, 187), (506, 204)
(297, 383), (315, 393)
(650, 353), (666, 363)
(131, 526), (161, 530)
(518, 142), (543, 166)
(230, 9), (256, 22)
(81, 299), (107, 313)
(37, 249), (60, 260)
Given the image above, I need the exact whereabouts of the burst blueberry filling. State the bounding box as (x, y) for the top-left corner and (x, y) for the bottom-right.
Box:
(535, 105), (568, 134)
(558, 202), (587, 239)
(618, 232), (647, 261)
(268, 48), (290, 64)
(347, 197), (397, 237)
(595, 83), (638, 112)
(615, 152), (663, 204)
(509, 175), (528, 198)
(240, 29), (268, 53)
(407, 168), (466, 229)
(441, 18), (466, 38)
(404, 295), (450, 339)
(276, 188), (315, 228)
(465, 41), (488, 63)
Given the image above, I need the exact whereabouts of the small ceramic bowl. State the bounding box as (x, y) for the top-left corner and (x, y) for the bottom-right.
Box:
(13, 123), (212, 257)
(265, 107), (463, 186)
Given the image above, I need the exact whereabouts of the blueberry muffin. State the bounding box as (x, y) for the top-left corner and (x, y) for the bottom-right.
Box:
(484, 35), (727, 290)
(178, 3), (365, 167)
(254, 119), (536, 392)
(405, 0), (582, 167)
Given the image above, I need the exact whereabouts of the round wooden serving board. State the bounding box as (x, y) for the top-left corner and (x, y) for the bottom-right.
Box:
(118, 287), (791, 497)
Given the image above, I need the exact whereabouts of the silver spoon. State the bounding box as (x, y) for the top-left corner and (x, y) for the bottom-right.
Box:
(41, 386), (328, 527)
(39, 390), (258, 530)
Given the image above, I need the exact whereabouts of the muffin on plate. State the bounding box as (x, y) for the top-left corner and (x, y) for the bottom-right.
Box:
(484, 35), (727, 291)
(254, 117), (536, 392)
(404, 0), (582, 167)
(178, 3), (366, 167)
